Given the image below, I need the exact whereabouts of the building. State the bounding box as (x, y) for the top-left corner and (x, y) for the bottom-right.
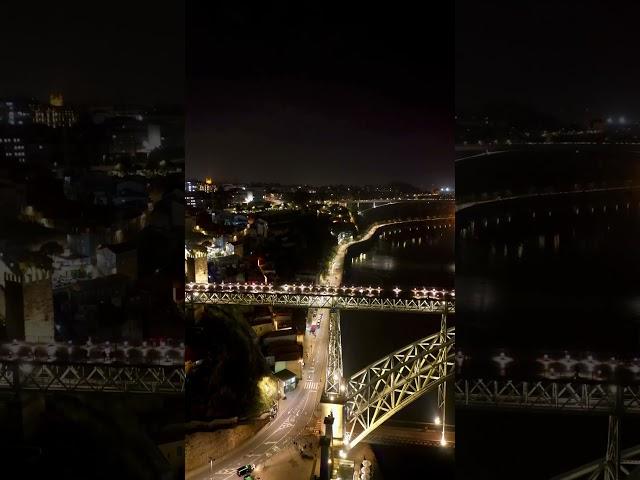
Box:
(274, 368), (298, 394)
(0, 135), (27, 164)
(31, 94), (78, 129)
(67, 230), (105, 258)
(185, 179), (202, 193)
(0, 98), (32, 126)
(263, 327), (304, 379)
(250, 314), (275, 338)
(184, 248), (208, 283)
(106, 115), (152, 157)
(203, 177), (214, 193)
(185, 190), (209, 209)
(51, 251), (94, 288)
(4, 264), (55, 343)
(96, 243), (138, 280)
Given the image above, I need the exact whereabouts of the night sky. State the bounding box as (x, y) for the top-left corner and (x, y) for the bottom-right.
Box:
(456, 0), (640, 123)
(187, 3), (453, 188)
(0, 1), (184, 106)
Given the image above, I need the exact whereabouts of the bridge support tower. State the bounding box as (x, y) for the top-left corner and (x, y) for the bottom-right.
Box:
(437, 304), (449, 444)
(322, 308), (345, 440)
(603, 385), (622, 480)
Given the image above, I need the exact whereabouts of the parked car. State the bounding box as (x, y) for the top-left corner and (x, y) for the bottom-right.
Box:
(236, 464), (255, 477)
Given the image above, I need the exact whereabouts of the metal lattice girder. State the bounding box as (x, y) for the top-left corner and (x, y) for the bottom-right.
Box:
(186, 287), (455, 314)
(0, 362), (185, 394)
(325, 310), (344, 397)
(549, 440), (640, 480)
(604, 414), (621, 480)
(344, 327), (455, 448)
(455, 380), (640, 413)
(437, 314), (448, 414)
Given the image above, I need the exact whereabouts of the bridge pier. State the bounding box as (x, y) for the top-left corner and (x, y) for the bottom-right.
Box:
(604, 386), (623, 480)
(319, 397), (344, 440)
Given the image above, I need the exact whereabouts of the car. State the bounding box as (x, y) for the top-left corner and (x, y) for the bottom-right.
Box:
(236, 464), (255, 477)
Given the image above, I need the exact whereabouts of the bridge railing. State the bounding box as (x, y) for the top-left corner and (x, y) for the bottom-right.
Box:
(186, 283), (455, 313)
(455, 379), (640, 413)
(0, 361), (185, 394)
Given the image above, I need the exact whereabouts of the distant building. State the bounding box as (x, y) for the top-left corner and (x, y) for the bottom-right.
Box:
(187, 178), (215, 194)
(247, 217), (268, 237)
(31, 94), (78, 128)
(185, 179), (201, 192)
(67, 230), (105, 258)
(0, 98), (32, 126)
(51, 251), (94, 288)
(0, 135), (27, 164)
(96, 243), (138, 280)
(185, 190), (209, 209)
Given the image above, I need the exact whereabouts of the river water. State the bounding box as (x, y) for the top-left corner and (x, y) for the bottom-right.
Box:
(341, 215), (455, 477)
(456, 145), (640, 479)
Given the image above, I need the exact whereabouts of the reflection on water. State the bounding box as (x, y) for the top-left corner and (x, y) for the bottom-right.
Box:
(456, 146), (640, 479)
(457, 189), (640, 357)
(345, 221), (454, 290)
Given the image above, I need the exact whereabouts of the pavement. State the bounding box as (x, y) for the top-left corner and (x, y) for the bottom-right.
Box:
(187, 219), (429, 480)
(186, 307), (330, 480)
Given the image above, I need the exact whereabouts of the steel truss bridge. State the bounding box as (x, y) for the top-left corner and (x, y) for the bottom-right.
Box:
(0, 362), (185, 394)
(186, 282), (455, 314)
(191, 281), (456, 448)
(344, 325), (454, 448)
(456, 378), (640, 479)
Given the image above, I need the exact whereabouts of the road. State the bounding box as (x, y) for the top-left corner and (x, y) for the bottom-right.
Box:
(187, 307), (329, 480)
(187, 218), (435, 479)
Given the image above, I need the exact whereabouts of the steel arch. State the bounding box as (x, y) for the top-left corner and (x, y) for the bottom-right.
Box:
(344, 326), (455, 448)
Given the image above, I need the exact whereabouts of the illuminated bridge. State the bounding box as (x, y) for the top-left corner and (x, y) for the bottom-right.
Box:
(0, 362), (185, 394)
(456, 374), (640, 479)
(185, 282), (455, 314)
(344, 326), (454, 448)
(187, 280), (455, 450)
(0, 339), (185, 395)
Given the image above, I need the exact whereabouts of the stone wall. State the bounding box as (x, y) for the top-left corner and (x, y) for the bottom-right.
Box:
(186, 419), (268, 473)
